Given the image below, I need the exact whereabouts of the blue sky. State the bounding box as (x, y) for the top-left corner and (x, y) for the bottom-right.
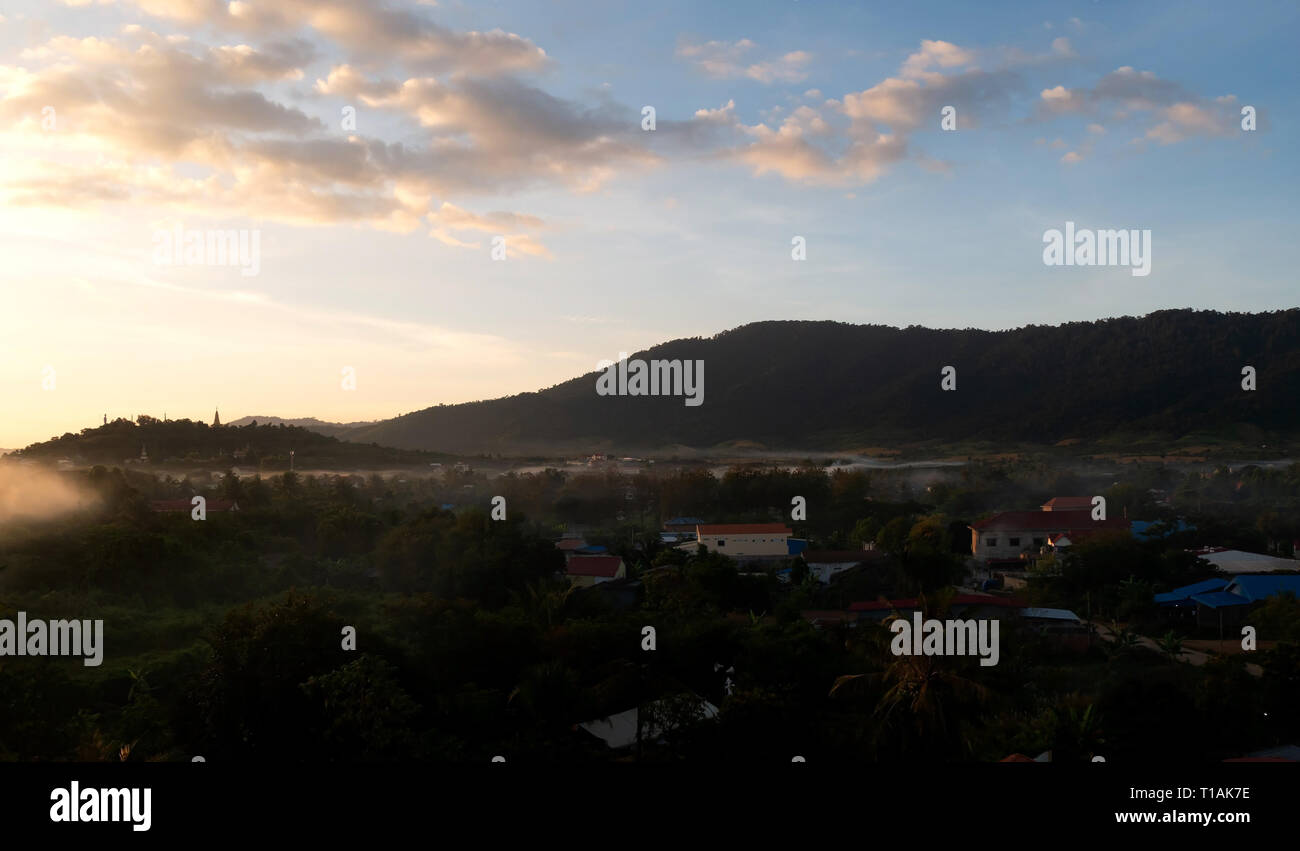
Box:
(0, 0), (1295, 447)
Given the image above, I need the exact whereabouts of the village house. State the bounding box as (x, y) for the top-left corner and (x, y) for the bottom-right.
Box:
(802, 549), (887, 584)
(969, 510), (1128, 562)
(1020, 607), (1091, 652)
(686, 523), (792, 558)
(1040, 496), (1095, 512)
(564, 555), (626, 588)
(1156, 574), (1300, 632)
(555, 538), (589, 560)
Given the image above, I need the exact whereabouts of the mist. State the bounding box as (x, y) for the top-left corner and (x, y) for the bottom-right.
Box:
(0, 464), (100, 527)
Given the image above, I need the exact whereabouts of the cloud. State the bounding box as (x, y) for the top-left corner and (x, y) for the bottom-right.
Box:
(210, 38), (316, 81)
(1039, 84), (1087, 114)
(677, 38), (812, 83)
(900, 39), (976, 80)
(1051, 37), (1075, 57)
(314, 70), (664, 194)
(0, 14), (1256, 222)
(122, 0), (548, 74)
(426, 201), (551, 258)
(709, 38), (1023, 186)
(1034, 66), (1247, 146)
(0, 31), (667, 232)
(693, 99), (736, 123)
(1145, 97), (1241, 144)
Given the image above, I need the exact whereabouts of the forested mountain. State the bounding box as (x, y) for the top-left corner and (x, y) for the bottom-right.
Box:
(34, 310), (1294, 460)
(225, 416), (373, 440)
(11, 417), (445, 468)
(333, 309), (1300, 454)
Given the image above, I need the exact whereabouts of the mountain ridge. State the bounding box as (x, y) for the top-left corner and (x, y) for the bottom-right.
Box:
(245, 309), (1300, 455)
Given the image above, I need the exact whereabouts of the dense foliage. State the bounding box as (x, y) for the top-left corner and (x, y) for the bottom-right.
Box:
(1, 455), (1298, 762)
(13, 417), (445, 469)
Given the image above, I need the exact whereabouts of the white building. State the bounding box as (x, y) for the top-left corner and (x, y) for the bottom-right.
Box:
(686, 523), (792, 557)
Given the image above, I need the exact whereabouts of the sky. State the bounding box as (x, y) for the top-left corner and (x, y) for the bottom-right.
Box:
(0, 0), (1295, 449)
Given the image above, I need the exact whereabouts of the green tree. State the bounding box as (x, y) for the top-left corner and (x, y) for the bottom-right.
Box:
(1157, 630), (1184, 662)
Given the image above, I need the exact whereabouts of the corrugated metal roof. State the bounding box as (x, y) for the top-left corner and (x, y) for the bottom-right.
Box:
(1131, 519), (1195, 540)
(1199, 550), (1300, 575)
(578, 698), (719, 749)
(1225, 574), (1300, 601)
(1190, 591), (1251, 609)
(1241, 744), (1300, 761)
(1154, 578), (1230, 604)
(1021, 607), (1081, 621)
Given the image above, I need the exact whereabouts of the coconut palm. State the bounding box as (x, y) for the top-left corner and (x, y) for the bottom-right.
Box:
(1050, 698), (1106, 761)
(830, 588), (992, 759)
(513, 578), (575, 629)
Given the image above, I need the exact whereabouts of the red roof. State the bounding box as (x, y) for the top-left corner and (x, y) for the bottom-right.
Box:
(565, 556), (624, 578)
(556, 539), (588, 550)
(1000, 753), (1038, 763)
(849, 594), (1026, 612)
(150, 498), (238, 512)
(1049, 529), (1112, 545)
(697, 523), (792, 536)
(1042, 497), (1094, 511)
(970, 510), (1128, 533)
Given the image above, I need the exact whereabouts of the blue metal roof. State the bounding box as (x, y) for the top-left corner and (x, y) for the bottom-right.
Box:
(1191, 591), (1252, 609)
(1131, 519), (1195, 540)
(1154, 578), (1229, 605)
(1021, 607), (1081, 621)
(1224, 575), (1300, 602)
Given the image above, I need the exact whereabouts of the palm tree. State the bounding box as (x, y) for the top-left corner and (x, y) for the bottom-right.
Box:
(1158, 630), (1184, 662)
(830, 589), (992, 759)
(1105, 620), (1140, 660)
(1052, 699), (1106, 761)
(514, 578), (575, 629)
